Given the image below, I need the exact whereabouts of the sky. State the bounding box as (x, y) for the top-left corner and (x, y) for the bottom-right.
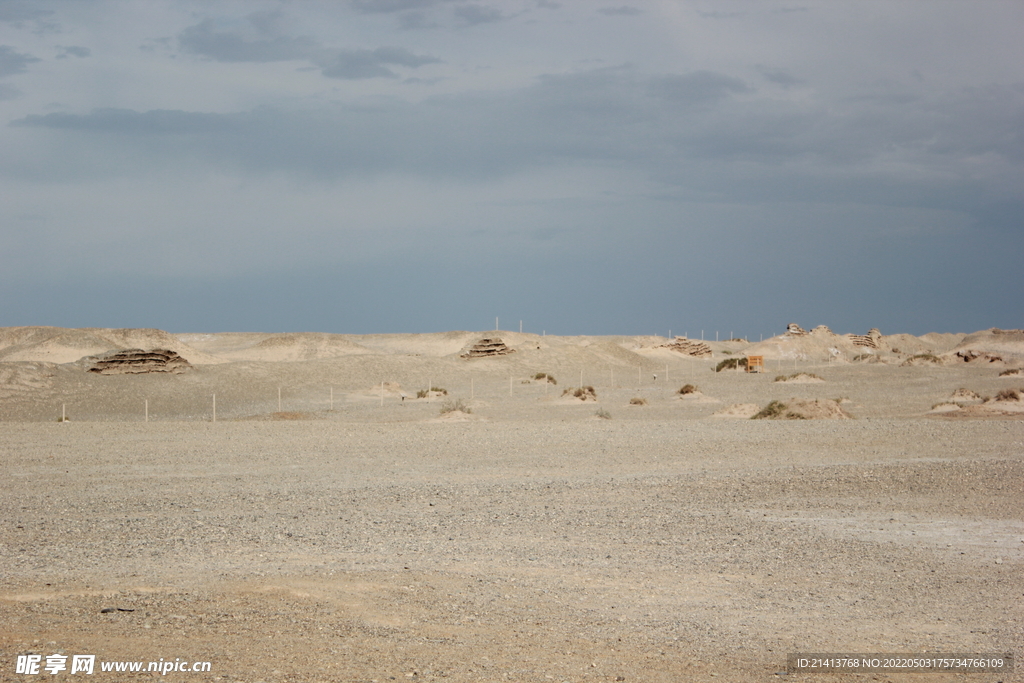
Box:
(1, 0), (1021, 336)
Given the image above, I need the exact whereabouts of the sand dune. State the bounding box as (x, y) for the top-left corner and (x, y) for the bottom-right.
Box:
(949, 328), (1024, 358)
(0, 326), (224, 364)
(181, 331), (375, 362)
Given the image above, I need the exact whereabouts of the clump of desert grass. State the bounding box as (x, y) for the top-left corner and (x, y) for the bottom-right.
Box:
(998, 368), (1022, 377)
(774, 372), (823, 382)
(629, 396), (648, 406)
(752, 400), (788, 419)
(417, 386), (448, 398)
(950, 388), (981, 400)
(715, 357), (748, 372)
(563, 386), (597, 400)
(752, 398), (850, 420)
(533, 372), (557, 384)
(677, 384), (698, 395)
(594, 408), (612, 419)
(440, 398), (471, 415)
(994, 388), (1021, 402)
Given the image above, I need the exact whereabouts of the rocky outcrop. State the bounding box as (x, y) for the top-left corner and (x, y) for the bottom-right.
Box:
(848, 328), (883, 349)
(461, 338), (515, 359)
(953, 350), (1003, 364)
(84, 349), (192, 374)
(659, 337), (712, 358)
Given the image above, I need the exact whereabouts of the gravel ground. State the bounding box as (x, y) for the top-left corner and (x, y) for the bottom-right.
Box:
(2, 416), (1022, 683)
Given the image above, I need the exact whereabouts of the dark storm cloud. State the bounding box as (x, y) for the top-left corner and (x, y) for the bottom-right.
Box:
(0, 3), (57, 31)
(397, 11), (437, 30)
(757, 66), (802, 87)
(12, 109), (242, 137)
(8, 67), (747, 177)
(453, 4), (505, 25)
(57, 46), (91, 59)
(10, 66), (1023, 219)
(349, 0), (448, 14)
(648, 71), (751, 103)
(319, 46), (441, 79)
(0, 45), (41, 77)
(178, 17), (316, 62)
(598, 6), (642, 16)
(177, 13), (440, 78)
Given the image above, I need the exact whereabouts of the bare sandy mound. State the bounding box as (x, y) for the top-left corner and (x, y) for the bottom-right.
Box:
(900, 353), (945, 367)
(931, 388), (1024, 417)
(242, 411), (318, 421)
(427, 409), (485, 423)
(0, 361), (58, 399)
(195, 332), (375, 362)
(352, 381), (407, 400)
(0, 327), (222, 364)
(676, 387), (720, 404)
(984, 389), (1024, 413)
(774, 372), (825, 383)
(950, 388), (983, 401)
(742, 325), (864, 363)
(742, 323), (960, 364)
(752, 398), (852, 420)
(346, 330), (480, 357)
(949, 328), (1024, 360)
(711, 403), (760, 418)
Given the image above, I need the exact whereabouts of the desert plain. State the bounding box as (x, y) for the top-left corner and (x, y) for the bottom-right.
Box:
(1, 325), (1022, 682)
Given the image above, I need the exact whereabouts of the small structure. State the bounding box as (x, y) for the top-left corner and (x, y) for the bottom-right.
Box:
(746, 355), (765, 373)
(461, 338), (515, 359)
(84, 348), (192, 374)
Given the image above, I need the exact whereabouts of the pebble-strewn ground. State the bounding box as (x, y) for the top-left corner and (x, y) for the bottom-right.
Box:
(2, 415), (1022, 683)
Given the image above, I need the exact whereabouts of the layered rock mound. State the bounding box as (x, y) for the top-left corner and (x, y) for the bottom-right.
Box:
(848, 328), (883, 349)
(84, 349), (192, 374)
(659, 337), (712, 357)
(461, 338), (515, 358)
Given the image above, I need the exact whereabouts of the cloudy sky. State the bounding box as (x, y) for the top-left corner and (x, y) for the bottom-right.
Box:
(1, 0), (1021, 335)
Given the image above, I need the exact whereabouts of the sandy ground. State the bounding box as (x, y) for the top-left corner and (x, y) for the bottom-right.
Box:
(1, 329), (1022, 682)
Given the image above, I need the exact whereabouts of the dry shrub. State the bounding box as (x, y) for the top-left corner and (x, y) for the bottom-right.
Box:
(595, 408), (612, 419)
(677, 384), (697, 395)
(629, 397), (648, 405)
(562, 386), (597, 400)
(752, 400), (788, 419)
(774, 373), (823, 382)
(715, 357), (748, 372)
(533, 372), (557, 384)
(995, 389), (1020, 402)
(440, 398), (471, 414)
